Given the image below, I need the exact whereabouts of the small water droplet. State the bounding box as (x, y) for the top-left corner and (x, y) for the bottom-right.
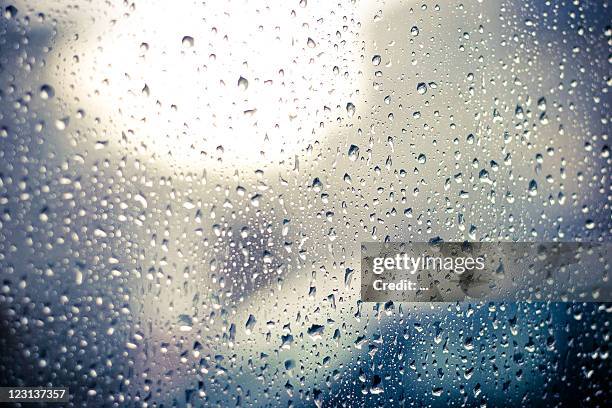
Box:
(237, 76), (249, 91)
(4, 5), (18, 19)
(528, 179), (538, 196)
(39, 84), (55, 100)
(537, 97), (547, 111)
(348, 144), (359, 161)
(245, 314), (257, 334)
(182, 36), (194, 48)
(55, 117), (69, 130)
(346, 102), (355, 117)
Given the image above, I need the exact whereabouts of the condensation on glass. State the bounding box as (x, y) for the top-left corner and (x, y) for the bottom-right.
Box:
(0, 1), (610, 406)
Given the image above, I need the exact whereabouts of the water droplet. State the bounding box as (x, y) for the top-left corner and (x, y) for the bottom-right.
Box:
(346, 102), (355, 117)
(307, 324), (324, 340)
(245, 314), (257, 334)
(417, 82), (427, 94)
(4, 5), (17, 19)
(39, 84), (55, 100)
(537, 97), (547, 111)
(182, 35), (194, 47)
(75, 269), (83, 285)
(237, 76), (249, 91)
(528, 179), (538, 196)
(55, 117), (69, 130)
(348, 144), (359, 161)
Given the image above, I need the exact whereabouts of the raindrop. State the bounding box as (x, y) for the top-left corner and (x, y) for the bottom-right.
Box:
(55, 117), (69, 130)
(348, 144), (359, 161)
(417, 82), (427, 94)
(237, 76), (249, 91)
(346, 102), (355, 117)
(39, 84), (55, 100)
(537, 97), (547, 111)
(528, 179), (538, 196)
(4, 5), (17, 19)
(245, 314), (257, 334)
(182, 35), (194, 47)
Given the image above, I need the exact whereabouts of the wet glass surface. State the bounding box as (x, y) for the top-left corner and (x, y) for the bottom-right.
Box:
(0, 1), (610, 406)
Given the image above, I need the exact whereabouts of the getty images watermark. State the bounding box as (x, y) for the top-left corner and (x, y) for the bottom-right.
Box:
(361, 242), (611, 302)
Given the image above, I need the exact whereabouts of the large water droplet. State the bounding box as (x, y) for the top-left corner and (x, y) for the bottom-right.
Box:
(348, 144), (359, 161)
(39, 84), (55, 100)
(181, 36), (194, 48)
(237, 76), (249, 91)
(346, 102), (356, 117)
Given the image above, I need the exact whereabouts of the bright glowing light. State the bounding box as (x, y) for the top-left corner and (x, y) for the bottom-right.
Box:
(50, 0), (357, 169)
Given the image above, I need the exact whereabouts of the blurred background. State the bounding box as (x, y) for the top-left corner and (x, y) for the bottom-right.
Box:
(0, 0), (610, 406)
